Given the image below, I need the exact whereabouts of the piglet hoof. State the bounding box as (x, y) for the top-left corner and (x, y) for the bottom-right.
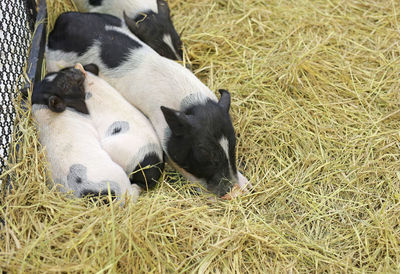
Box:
(74, 63), (87, 77)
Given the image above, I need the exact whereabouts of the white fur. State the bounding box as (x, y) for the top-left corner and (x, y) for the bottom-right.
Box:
(32, 105), (139, 202)
(219, 137), (235, 179)
(83, 72), (163, 174)
(73, 0), (158, 18)
(162, 34), (182, 61)
(45, 74), (57, 82)
(218, 137), (251, 192)
(219, 137), (230, 166)
(110, 53), (218, 142)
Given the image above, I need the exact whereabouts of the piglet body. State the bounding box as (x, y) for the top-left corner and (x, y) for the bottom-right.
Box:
(73, 0), (183, 60)
(32, 69), (139, 202)
(81, 66), (164, 190)
(33, 106), (138, 201)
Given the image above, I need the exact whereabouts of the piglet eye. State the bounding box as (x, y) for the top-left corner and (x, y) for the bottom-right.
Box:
(134, 13), (147, 23)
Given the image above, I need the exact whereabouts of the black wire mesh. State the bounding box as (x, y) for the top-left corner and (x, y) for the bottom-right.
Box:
(0, 0), (34, 176)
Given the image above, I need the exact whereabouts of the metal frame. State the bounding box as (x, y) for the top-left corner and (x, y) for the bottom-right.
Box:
(1, 0), (47, 225)
(25, 0), (47, 87)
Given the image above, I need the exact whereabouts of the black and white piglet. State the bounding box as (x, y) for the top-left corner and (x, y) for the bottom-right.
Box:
(46, 12), (251, 198)
(73, 0), (183, 60)
(32, 67), (139, 202)
(75, 63), (164, 190)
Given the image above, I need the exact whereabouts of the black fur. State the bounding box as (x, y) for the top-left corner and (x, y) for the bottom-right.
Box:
(161, 94), (237, 197)
(89, 0), (103, 6)
(124, 0), (183, 60)
(83, 63), (99, 75)
(105, 121), (130, 137)
(112, 127), (121, 135)
(129, 153), (164, 190)
(80, 189), (116, 204)
(49, 12), (142, 69)
(31, 67), (89, 114)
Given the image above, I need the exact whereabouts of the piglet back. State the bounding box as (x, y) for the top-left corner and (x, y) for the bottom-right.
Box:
(84, 72), (164, 190)
(32, 105), (138, 201)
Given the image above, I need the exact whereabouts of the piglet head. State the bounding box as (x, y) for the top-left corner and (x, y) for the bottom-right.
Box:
(161, 89), (244, 197)
(123, 0), (183, 60)
(32, 64), (88, 114)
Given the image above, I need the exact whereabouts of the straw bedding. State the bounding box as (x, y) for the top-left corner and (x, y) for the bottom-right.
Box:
(1, 0), (400, 272)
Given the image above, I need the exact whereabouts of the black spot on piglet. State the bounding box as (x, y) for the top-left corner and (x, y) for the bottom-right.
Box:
(67, 164), (88, 186)
(81, 189), (116, 204)
(130, 153), (164, 190)
(106, 121), (130, 136)
(89, 0), (103, 6)
(112, 127), (121, 135)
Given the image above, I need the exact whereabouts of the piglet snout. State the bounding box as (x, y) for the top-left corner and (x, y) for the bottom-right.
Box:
(221, 172), (253, 200)
(237, 171), (253, 191)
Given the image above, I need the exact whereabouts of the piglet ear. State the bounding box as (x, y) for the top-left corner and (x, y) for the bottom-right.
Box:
(157, 0), (171, 14)
(218, 89), (231, 112)
(124, 11), (139, 32)
(48, 95), (66, 113)
(161, 106), (190, 136)
(83, 64), (99, 76)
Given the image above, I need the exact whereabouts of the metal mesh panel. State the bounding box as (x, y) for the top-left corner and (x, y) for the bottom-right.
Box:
(0, 0), (33, 175)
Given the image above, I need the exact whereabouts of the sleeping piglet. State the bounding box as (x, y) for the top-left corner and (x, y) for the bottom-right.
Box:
(73, 0), (183, 60)
(75, 63), (164, 191)
(31, 67), (139, 202)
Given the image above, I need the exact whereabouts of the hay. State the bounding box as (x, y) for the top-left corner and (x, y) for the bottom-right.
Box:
(1, 0), (400, 272)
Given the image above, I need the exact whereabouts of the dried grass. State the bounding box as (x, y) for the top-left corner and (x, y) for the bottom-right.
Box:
(1, 0), (400, 272)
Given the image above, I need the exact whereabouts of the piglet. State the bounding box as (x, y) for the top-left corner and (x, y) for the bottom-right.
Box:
(73, 0), (183, 60)
(74, 63), (164, 191)
(31, 67), (139, 202)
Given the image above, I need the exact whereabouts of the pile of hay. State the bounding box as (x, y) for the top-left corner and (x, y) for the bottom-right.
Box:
(1, 0), (400, 272)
